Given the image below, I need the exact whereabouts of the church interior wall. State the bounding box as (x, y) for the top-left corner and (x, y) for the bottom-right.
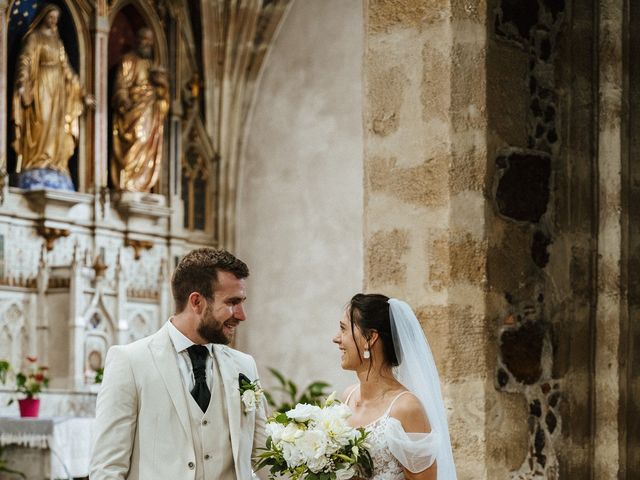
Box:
(235, 0), (364, 394)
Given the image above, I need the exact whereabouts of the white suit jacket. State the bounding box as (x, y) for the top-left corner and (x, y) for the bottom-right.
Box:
(89, 323), (267, 479)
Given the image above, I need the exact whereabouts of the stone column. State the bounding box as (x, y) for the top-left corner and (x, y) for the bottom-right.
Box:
(93, 3), (110, 218)
(0, 1), (9, 203)
(594, 1), (624, 478)
(363, 2), (491, 478)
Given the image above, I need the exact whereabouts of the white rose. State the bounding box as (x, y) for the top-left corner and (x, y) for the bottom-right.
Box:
(280, 423), (304, 443)
(296, 429), (330, 471)
(314, 405), (358, 447)
(286, 403), (322, 422)
(281, 441), (305, 467)
(241, 389), (257, 412)
(335, 466), (356, 480)
(307, 453), (331, 473)
(265, 422), (285, 443)
(336, 465), (356, 480)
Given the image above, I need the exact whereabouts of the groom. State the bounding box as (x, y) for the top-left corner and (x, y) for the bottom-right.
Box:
(90, 248), (266, 479)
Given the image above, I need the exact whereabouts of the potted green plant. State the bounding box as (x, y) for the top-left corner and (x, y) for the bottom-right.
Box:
(12, 357), (49, 418)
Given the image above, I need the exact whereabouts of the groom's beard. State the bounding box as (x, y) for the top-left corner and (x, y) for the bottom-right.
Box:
(197, 303), (233, 344)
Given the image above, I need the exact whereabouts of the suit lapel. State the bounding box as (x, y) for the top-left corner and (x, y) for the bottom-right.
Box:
(215, 345), (241, 465)
(148, 325), (192, 441)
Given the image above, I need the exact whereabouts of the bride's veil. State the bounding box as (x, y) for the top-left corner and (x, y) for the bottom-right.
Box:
(388, 298), (457, 479)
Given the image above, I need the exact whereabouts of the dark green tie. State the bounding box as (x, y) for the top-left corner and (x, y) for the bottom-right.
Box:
(187, 345), (211, 413)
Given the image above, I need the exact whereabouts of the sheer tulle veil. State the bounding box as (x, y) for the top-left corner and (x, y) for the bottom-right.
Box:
(388, 298), (457, 479)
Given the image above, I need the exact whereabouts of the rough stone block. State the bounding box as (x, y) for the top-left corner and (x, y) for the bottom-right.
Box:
(451, 42), (487, 130)
(421, 43), (451, 122)
(365, 66), (410, 136)
(365, 228), (410, 287)
(367, 0), (448, 34)
(367, 155), (449, 206)
(450, 232), (487, 284)
(487, 42), (529, 147)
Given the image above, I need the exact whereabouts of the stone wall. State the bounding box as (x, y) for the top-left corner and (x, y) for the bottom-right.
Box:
(363, 0), (633, 478)
(627, 2), (640, 477)
(363, 1), (491, 478)
(235, 0), (364, 393)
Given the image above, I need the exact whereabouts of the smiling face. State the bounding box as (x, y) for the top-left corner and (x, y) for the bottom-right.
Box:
(196, 270), (247, 344)
(333, 310), (368, 371)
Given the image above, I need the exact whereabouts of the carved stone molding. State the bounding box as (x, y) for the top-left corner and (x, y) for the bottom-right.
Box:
(124, 238), (154, 260)
(37, 225), (71, 251)
(113, 191), (171, 220)
(23, 189), (94, 223)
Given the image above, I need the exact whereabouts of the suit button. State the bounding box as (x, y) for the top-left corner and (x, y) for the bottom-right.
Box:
(204, 454), (210, 460)
(188, 462), (195, 469)
(202, 420), (208, 425)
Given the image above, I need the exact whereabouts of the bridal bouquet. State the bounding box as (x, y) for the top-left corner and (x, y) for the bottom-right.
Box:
(256, 393), (373, 480)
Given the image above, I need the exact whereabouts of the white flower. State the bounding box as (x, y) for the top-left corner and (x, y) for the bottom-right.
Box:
(241, 389), (257, 412)
(281, 442), (305, 467)
(265, 422), (285, 443)
(296, 429), (330, 472)
(286, 403), (322, 422)
(335, 466), (356, 480)
(279, 423), (304, 444)
(313, 404), (358, 448)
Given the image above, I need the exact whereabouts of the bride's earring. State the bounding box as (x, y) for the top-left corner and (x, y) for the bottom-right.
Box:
(363, 349), (370, 359)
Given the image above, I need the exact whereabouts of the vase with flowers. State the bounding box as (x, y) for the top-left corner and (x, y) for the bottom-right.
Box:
(12, 356), (49, 418)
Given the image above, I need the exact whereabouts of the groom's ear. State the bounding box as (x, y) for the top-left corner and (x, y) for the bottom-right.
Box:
(188, 292), (206, 314)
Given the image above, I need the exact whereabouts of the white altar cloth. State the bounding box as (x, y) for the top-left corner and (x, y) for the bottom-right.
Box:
(0, 416), (95, 479)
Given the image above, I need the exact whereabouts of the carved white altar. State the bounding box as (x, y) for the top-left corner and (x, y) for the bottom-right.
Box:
(0, 0), (290, 400)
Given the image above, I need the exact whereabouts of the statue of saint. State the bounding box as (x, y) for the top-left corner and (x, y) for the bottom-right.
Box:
(111, 28), (169, 193)
(12, 4), (93, 190)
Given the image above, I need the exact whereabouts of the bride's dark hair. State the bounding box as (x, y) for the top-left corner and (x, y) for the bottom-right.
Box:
(348, 293), (399, 367)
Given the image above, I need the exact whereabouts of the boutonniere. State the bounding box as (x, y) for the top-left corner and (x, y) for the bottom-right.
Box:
(239, 373), (263, 414)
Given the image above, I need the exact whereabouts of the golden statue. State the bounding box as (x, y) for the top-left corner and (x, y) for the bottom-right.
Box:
(12, 4), (92, 190)
(111, 28), (169, 192)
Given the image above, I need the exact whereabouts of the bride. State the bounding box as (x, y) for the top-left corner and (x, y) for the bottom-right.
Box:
(333, 294), (457, 480)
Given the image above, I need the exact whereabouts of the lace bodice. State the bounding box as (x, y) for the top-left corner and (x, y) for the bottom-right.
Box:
(366, 414), (405, 480)
(346, 387), (441, 480)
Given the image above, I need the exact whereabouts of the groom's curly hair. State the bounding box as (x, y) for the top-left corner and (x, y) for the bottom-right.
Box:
(171, 248), (249, 312)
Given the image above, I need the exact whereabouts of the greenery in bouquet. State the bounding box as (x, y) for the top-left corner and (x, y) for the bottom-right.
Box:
(264, 367), (332, 414)
(256, 393), (373, 480)
(14, 356), (49, 400)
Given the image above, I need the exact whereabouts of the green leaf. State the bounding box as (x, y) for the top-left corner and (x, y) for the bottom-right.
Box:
(286, 380), (298, 399)
(268, 367), (288, 387)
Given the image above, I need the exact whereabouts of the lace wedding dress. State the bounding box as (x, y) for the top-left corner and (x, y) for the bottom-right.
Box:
(346, 388), (440, 480)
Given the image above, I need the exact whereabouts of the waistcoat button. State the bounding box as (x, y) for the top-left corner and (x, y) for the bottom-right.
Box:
(202, 419), (208, 425)
(188, 461), (195, 469)
(205, 454), (210, 460)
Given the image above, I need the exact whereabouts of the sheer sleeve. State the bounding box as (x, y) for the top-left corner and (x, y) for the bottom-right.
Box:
(385, 417), (440, 473)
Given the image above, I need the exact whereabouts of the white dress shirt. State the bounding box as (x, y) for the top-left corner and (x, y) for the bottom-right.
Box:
(167, 319), (214, 391)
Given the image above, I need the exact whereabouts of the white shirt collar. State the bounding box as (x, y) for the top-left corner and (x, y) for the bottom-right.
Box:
(167, 319), (214, 356)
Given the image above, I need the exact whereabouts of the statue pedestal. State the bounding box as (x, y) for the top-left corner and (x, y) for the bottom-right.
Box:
(114, 191), (171, 218)
(24, 189), (94, 222)
(113, 191), (171, 232)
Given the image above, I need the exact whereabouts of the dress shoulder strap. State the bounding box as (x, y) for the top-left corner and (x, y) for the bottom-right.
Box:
(344, 385), (359, 406)
(384, 390), (411, 414)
